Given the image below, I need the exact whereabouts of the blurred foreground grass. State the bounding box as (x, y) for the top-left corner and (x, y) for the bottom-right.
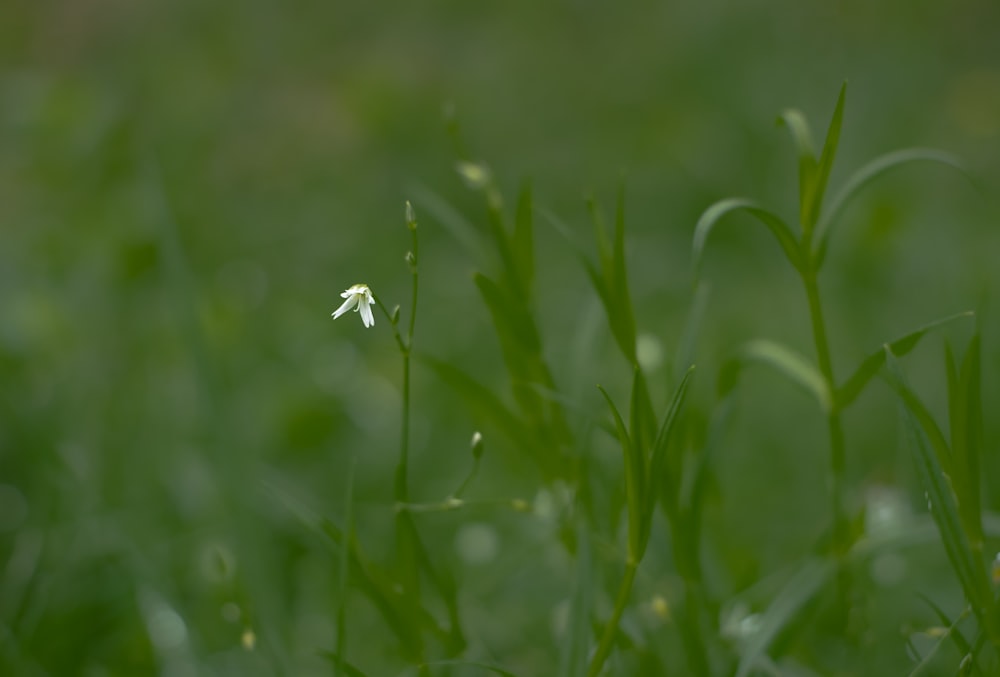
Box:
(2, 2), (1000, 675)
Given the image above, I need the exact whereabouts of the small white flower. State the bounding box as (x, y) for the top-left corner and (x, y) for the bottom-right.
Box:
(332, 283), (375, 328)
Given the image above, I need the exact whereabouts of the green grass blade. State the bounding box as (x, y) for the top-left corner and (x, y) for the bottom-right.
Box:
(813, 148), (967, 267)
(776, 108), (817, 225)
(424, 660), (522, 677)
(949, 334), (985, 548)
(558, 519), (593, 677)
(612, 184), (638, 364)
(418, 355), (560, 476)
(335, 457), (356, 677)
(474, 272), (541, 356)
(645, 366), (695, 527)
(692, 198), (803, 283)
(805, 82), (847, 232)
(514, 181), (535, 297)
(917, 593), (977, 671)
(734, 557), (834, 677)
(599, 384), (642, 561)
(320, 652), (371, 677)
(836, 311), (974, 410)
(718, 339), (831, 413)
(883, 347), (992, 623)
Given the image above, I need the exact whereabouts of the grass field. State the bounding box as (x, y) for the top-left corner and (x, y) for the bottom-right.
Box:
(3, 2), (1000, 675)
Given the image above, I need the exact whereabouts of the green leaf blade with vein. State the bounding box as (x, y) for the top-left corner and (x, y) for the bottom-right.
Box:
(813, 148), (969, 267)
(692, 199), (802, 283)
(835, 311), (974, 411)
(777, 108), (817, 224)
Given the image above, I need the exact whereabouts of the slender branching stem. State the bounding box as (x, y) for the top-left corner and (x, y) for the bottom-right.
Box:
(586, 560), (638, 677)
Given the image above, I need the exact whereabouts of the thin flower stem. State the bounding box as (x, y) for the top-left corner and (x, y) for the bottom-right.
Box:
(586, 560), (638, 677)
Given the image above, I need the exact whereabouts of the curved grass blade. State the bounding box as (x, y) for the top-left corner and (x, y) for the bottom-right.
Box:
(813, 148), (968, 267)
(835, 311), (974, 411)
(883, 347), (992, 627)
(718, 339), (831, 413)
(734, 557), (835, 677)
(777, 108), (817, 223)
(692, 198), (802, 282)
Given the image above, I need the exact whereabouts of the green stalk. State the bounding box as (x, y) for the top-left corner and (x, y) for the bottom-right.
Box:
(586, 560), (638, 677)
(802, 270), (848, 555)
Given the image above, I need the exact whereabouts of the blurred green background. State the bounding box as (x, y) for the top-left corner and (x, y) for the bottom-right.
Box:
(3, 1), (1000, 674)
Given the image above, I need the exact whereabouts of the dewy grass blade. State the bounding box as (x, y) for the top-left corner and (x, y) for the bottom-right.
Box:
(805, 82), (847, 234)
(776, 108), (817, 224)
(717, 339), (831, 413)
(835, 311), (974, 410)
(883, 347), (992, 628)
(734, 557), (835, 677)
(692, 198), (803, 283)
(813, 148), (968, 267)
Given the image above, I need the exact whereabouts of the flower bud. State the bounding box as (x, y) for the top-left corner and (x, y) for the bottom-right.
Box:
(405, 200), (417, 230)
(470, 431), (484, 460)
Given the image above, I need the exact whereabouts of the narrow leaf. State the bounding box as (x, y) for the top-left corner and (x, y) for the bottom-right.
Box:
(813, 148), (968, 267)
(836, 311), (974, 410)
(692, 198), (802, 283)
(884, 347), (992, 623)
(646, 366), (695, 526)
(806, 82), (847, 232)
(612, 184), (638, 363)
(949, 334), (985, 548)
(558, 519), (594, 677)
(424, 660), (521, 677)
(917, 594), (975, 667)
(718, 339), (831, 413)
(514, 181), (535, 297)
(599, 384), (642, 561)
(734, 558), (834, 677)
(320, 652), (371, 677)
(335, 458), (356, 676)
(777, 108), (818, 224)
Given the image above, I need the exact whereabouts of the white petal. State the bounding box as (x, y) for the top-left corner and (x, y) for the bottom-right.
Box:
(332, 295), (358, 319)
(359, 299), (375, 328)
